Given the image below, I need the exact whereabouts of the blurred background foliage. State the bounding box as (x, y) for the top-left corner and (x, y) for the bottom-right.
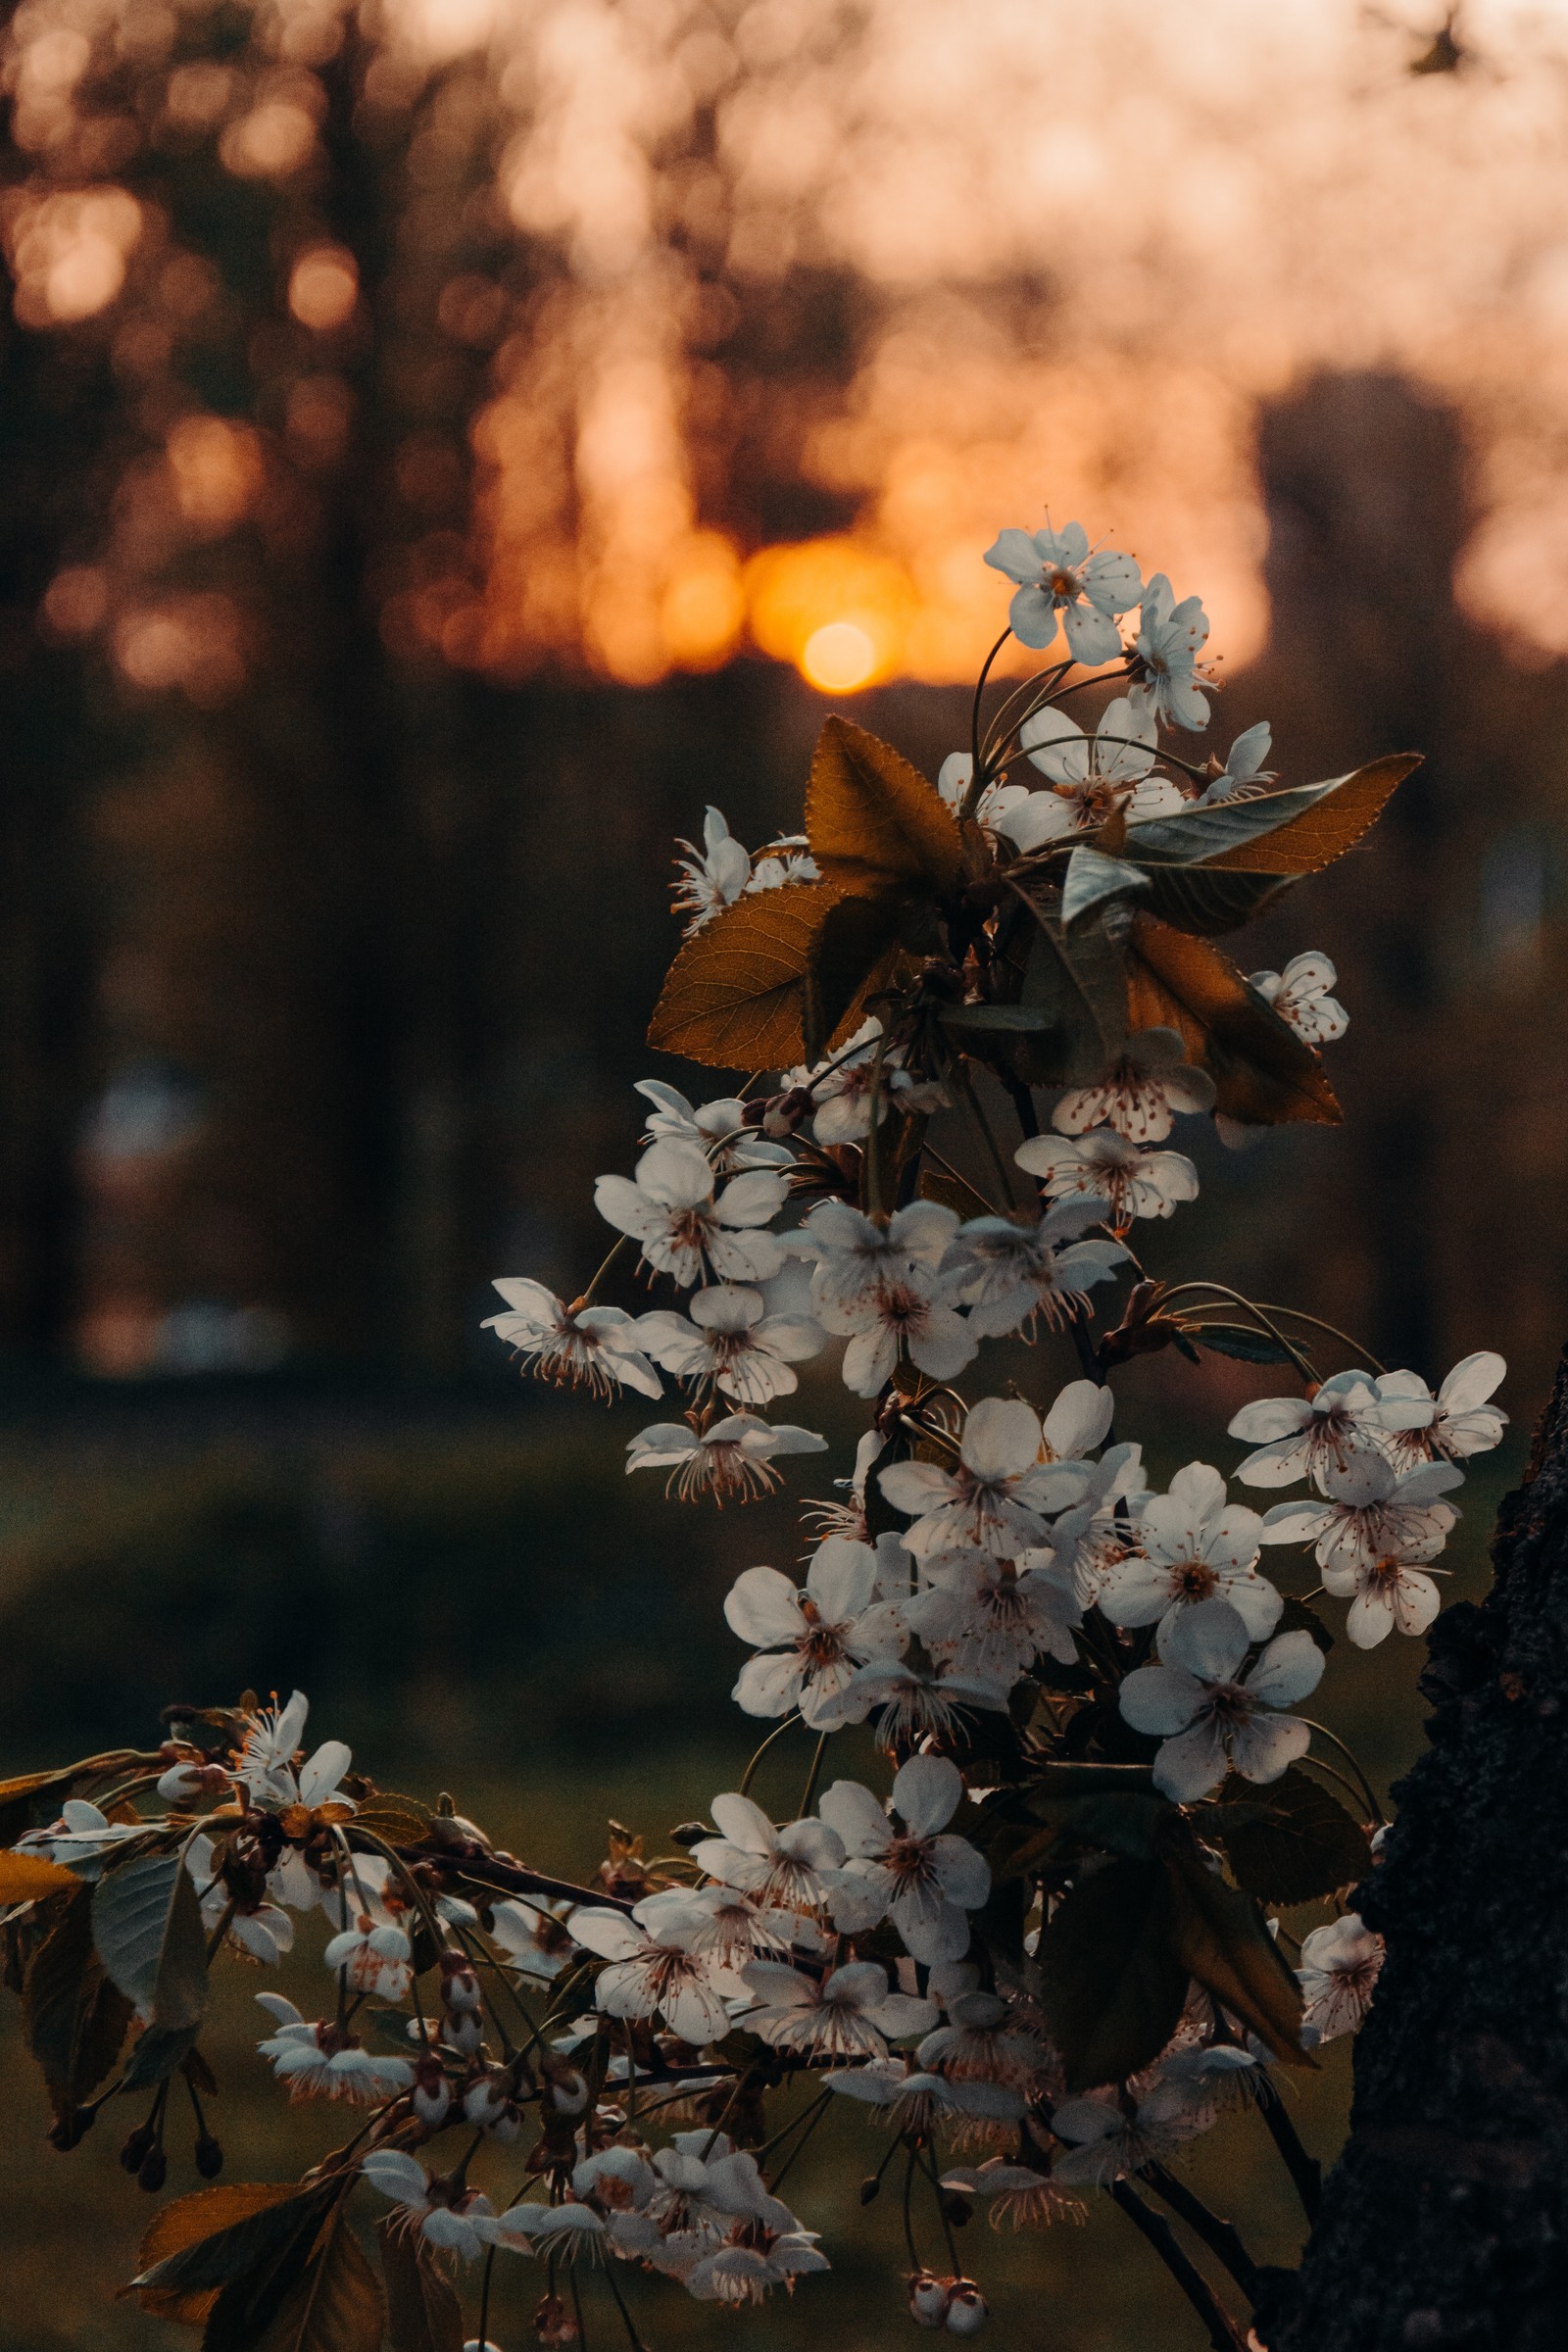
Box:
(0, 0), (1562, 2342)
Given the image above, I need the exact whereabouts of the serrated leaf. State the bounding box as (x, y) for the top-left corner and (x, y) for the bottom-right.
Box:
(93, 1846), (207, 2036)
(0, 1769), (98, 1848)
(380, 2222), (465, 2352)
(1038, 1857), (1189, 2091)
(1203, 754), (1420, 877)
(24, 1887), (132, 2113)
(0, 1848), (80, 1903)
(1161, 1847), (1310, 2067)
(349, 1795), (431, 1848)
(1210, 1768), (1370, 1905)
(648, 881), (893, 1070)
(806, 888), (904, 1059)
(134, 2186), (326, 2311)
(257, 2211), (384, 2352)
(1138, 862), (1298, 937)
(1190, 1322), (1302, 1365)
(805, 714), (966, 893)
(1061, 845), (1151, 926)
(1125, 912), (1340, 1125)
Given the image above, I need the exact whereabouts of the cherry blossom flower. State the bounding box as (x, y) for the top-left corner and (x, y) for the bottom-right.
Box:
(1097, 1462), (1281, 1648)
(1298, 1913), (1385, 2043)
(1046, 1443), (1152, 1606)
(691, 1791), (846, 1913)
(939, 2159), (1086, 2230)
(569, 1898), (733, 2047)
(827, 2060), (1024, 2135)
(488, 1895), (574, 1983)
(1369, 1351), (1508, 1468)
(746, 835), (820, 893)
(1015, 1127), (1199, 1226)
(686, 2231), (830, 2304)
(724, 1535), (907, 1727)
(256, 1995), (414, 2104)
(1198, 721), (1276, 803)
(482, 1278), (663, 1401)
(1117, 1595), (1325, 1801)
(634, 1283), (824, 1405)
(843, 1659), (1013, 1751)
(800, 1198), (957, 1315)
(1129, 572), (1212, 730)
(1259, 1453), (1463, 1576)
(672, 807), (751, 931)
(783, 1019), (946, 1148)
(936, 752), (1032, 842)
(907, 1545), (1080, 1681)
(1051, 1028), (1216, 1143)
(634, 1080), (795, 1172)
(918, 1988), (1046, 2087)
(595, 1139), (787, 1290)
(632, 2132), (805, 2274)
(818, 1755), (991, 1964)
(479, 2202), (609, 2261)
(1228, 1368), (1413, 1489)
(361, 2149), (495, 2258)
(626, 1412), (827, 1501)
(236, 1690), (353, 1814)
(1322, 1545), (1448, 1648)
(816, 1266), (977, 1397)
(1250, 951), (1348, 1043)
(983, 521), (1142, 661)
(739, 1958), (938, 2058)
(999, 698), (1185, 849)
(322, 1915), (413, 2000)
(879, 1396), (1093, 1562)
(18, 1798), (145, 1866)
(938, 1200), (1126, 1338)
(1052, 2080), (1213, 2183)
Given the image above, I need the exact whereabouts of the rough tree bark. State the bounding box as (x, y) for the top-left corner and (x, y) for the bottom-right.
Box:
(1261, 1351), (1568, 2350)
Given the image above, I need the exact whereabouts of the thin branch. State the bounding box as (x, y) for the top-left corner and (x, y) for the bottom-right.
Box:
(1143, 2163), (1263, 2302)
(964, 628), (1014, 809)
(1257, 2082), (1322, 2224)
(1108, 2180), (1248, 2351)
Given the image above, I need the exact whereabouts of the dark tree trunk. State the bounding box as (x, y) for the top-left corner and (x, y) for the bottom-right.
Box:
(1262, 1352), (1568, 2351)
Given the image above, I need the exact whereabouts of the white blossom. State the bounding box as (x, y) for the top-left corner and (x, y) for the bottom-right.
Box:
(906, 1546), (1082, 1682)
(235, 1690), (353, 1814)
(724, 1535), (906, 1727)
(938, 1200), (1126, 1338)
(817, 1756), (991, 1965)
(361, 2149), (494, 2258)
(1129, 572), (1211, 730)
(1370, 1352), (1507, 1468)
(1250, 951), (1348, 1044)
(1259, 1454), (1462, 1576)
(691, 1791), (846, 1914)
(1298, 1913), (1385, 2043)
(783, 1019), (946, 1148)
(999, 698), (1185, 849)
(672, 807), (751, 931)
(626, 1412), (826, 1502)
(1097, 1462), (1281, 1648)
(879, 1395), (1097, 1562)
(568, 1897), (733, 2048)
(1199, 721), (1275, 802)
(634, 1283), (823, 1405)
(595, 1139), (787, 1289)
(1015, 1128), (1199, 1225)
(482, 1278), (662, 1401)
(939, 2158), (1085, 2230)
(1051, 1029), (1216, 1144)
(1117, 1595), (1325, 1801)
(1228, 1368), (1414, 1489)
(739, 1958), (938, 2059)
(800, 1199), (957, 1321)
(1053, 2081), (1213, 2183)
(845, 1661), (1013, 1751)
(634, 1080), (795, 1172)
(983, 521), (1142, 662)
(257, 1995), (413, 2105)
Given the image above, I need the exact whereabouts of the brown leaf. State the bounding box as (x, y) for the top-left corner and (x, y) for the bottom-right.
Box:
(133, 2185), (316, 2328)
(806, 714), (966, 893)
(648, 880), (895, 1071)
(380, 2222), (465, 2352)
(349, 1794), (432, 1849)
(257, 2211), (385, 2352)
(1162, 1847), (1312, 2069)
(1125, 912), (1341, 1125)
(24, 1886), (132, 2116)
(1204, 753), (1420, 877)
(0, 1849), (79, 1903)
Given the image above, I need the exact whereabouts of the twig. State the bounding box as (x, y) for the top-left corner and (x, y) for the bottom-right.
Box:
(1109, 2180), (1248, 2350)
(1258, 2082), (1322, 2224)
(1143, 2163), (1262, 2302)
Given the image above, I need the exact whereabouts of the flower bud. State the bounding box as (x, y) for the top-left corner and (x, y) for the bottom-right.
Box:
(412, 2055), (452, 2128)
(946, 2282), (989, 2336)
(120, 2122), (157, 2174)
(908, 2272), (951, 2328)
(439, 1953), (481, 2012)
(463, 2072), (511, 2129)
(442, 2009), (484, 2057)
(860, 2175), (882, 2206)
(136, 2144), (168, 2193)
(760, 1085), (814, 1139)
(194, 2132), (223, 2179)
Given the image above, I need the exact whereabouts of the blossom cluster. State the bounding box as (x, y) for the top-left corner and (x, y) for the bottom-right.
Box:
(0, 513), (1502, 2350)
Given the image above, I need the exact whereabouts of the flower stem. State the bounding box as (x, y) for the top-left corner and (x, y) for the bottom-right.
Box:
(1108, 2180), (1248, 2350)
(1257, 2080), (1323, 2223)
(737, 1712), (804, 1799)
(1143, 2162), (1262, 2301)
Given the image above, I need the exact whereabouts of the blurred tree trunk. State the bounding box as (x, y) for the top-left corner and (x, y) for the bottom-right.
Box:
(1264, 1353), (1568, 2351)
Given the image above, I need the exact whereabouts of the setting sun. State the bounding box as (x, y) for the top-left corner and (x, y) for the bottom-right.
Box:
(800, 620), (879, 693)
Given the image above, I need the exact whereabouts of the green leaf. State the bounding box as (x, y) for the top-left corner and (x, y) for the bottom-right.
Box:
(93, 1849), (182, 2010)
(380, 2222), (465, 2352)
(1161, 1847), (1309, 2068)
(1122, 779), (1357, 867)
(1190, 1322), (1301, 1365)
(1139, 862), (1298, 938)
(1209, 1767), (1371, 1905)
(1061, 845), (1151, 926)
(121, 2019), (204, 2091)
(24, 1887), (132, 2114)
(1037, 1857), (1189, 2091)
(257, 2212), (384, 2352)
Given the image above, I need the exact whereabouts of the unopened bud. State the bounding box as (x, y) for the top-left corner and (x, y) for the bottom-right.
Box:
(463, 2072), (510, 2129)
(439, 1953), (482, 2012)
(157, 1759), (225, 1804)
(136, 2145), (169, 2193)
(412, 2055), (453, 2129)
(940, 2189), (973, 2227)
(668, 1821), (709, 1848)
(761, 1085), (813, 1139)
(945, 2281), (989, 2335)
(442, 2008), (484, 2057)
(859, 2174), (882, 2206)
(908, 2272), (951, 2329)
(194, 2132), (223, 2179)
(120, 2122), (157, 2174)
